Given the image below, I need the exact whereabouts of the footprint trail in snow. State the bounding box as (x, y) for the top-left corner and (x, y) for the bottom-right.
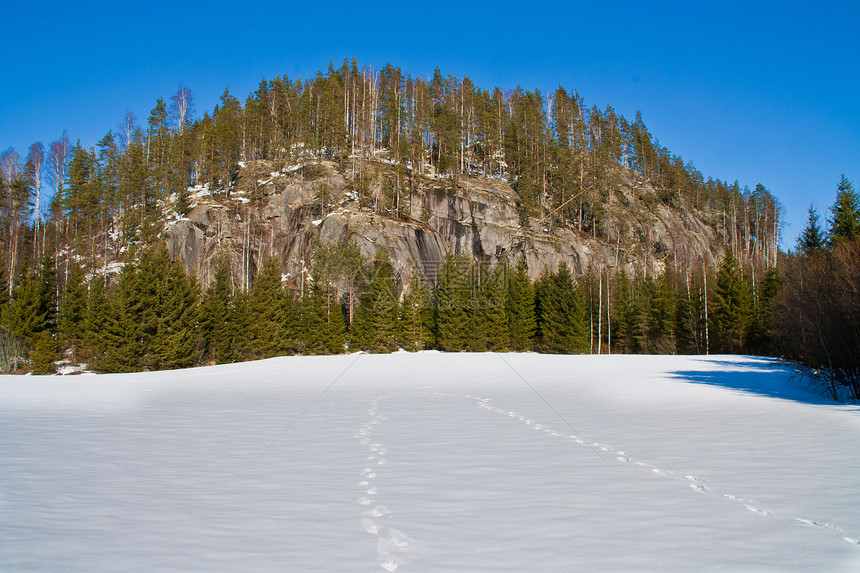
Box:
(354, 396), (413, 571)
(456, 392), (859, 549)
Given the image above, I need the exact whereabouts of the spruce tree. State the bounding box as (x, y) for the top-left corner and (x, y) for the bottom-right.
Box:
(434, 254), (471, 351)
(301, 282), (345, 355)
(157, 263), (200, 369)
(30, 330), (60, 374)
(200, 259), (234, 363)
(3, 268), (46, 343)
(480, 263), (511, 351)
(798, 205), (825, 256)
(59, 263), (88, 356)
(398, 269), (433, 351)
(648, 273), (676, 353)
(829, 174), (859, 244)
(83, 276), (109, 363)
(251, 257), (291, 358)
(95, 262), (143, 373)
(536, 263), (587, 354)
(349, 251), (399, 353)
(506, 257), (536, 351)
(710, 252), (752, 353)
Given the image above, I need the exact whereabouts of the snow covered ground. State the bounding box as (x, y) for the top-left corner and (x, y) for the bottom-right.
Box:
(1, 353), (859, 572)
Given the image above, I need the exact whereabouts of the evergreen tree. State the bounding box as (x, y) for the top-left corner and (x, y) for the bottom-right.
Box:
(200, 259), (233, 363)
(3, 266), (46, 343)
(434, 254), (471, 351)
(798, 205), (825, 255)
(829, 174), (859, 244)
(30, 330), (60, 374)
(95, 262), (143, 372)
(648, 273), (676, 353)
(479, 263), (510, 351)
(58, 263), (88, 356)
(83, 276), (109, 363)
(536, 263), (587, 354)
(157, 263), (200, 369)
(710, 252), (752, 353)
(506, 257), (536, 351)
(398, 269), (433, 351)
(349, 251), (399, 353)
(301, 282), (345, 355)
(251, 257), (293, 358)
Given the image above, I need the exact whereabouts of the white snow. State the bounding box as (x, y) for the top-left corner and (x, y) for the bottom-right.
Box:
(1, 353), (858, 572)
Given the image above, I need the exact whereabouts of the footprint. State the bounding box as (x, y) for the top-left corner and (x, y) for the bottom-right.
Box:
(371, 505), (389, 517)
(362, 518), (379, 534)
(745, 504), (772, 517)
(651, 468), (671, 477)
(358, 497), (371, 506)
(367, 488), (378, 495)
(843, 537), (859, 545)
(359, 481), (369, 487)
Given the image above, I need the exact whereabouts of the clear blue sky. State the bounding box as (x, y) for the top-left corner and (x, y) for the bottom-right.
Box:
(3, 0), (858, 248)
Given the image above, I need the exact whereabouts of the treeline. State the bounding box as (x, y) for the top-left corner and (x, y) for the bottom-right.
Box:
(771, 175), (860, 400)
(0, 237), (779, 375)
(0, 59), (779, 294)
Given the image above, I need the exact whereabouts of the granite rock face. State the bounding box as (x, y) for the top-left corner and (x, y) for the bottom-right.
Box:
(163, 159), (725, 293)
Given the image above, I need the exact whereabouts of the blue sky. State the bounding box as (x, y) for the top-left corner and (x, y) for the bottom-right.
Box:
(2, 0), (858, 248)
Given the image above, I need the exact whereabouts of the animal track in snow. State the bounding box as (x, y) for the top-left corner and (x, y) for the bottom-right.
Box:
(462, 392), (859, 549)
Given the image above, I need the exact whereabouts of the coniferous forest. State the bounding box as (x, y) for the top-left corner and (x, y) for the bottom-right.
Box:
(0, 59), (857, 399)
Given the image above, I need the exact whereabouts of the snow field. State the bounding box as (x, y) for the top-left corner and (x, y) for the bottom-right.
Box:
(1, 353), (859, 571)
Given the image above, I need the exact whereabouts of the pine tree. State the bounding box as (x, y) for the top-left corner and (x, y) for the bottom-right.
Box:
(506, 257), (536, 351)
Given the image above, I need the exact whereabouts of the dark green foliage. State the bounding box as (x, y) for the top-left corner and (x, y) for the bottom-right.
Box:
(434, 255), (471, 351)
(59, 263), (88, 354)
(93, 262), (143, 372)
(648, 273), (676, 353)
(536, 263), (587, 354)
(3, 268), (46, 342)
(829, 175), (859, 244)
(301, 283), (345, 355)
(251, 257), (296, 358)
(506, 258), (536, 351)
(710, 252), (752, 353)
(798, 205), (825, 256)
(398, 269), (433, 351)
(200, 259), (233, 363)
(478, 263), (510, 351)
(349, 251), (399, 353)
(30, 330), (60, 374)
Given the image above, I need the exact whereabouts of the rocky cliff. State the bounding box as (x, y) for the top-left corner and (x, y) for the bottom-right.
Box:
(164, 158), (725, 293)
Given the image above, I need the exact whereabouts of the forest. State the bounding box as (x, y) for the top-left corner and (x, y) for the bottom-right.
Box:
(0, 59), (856, 399)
